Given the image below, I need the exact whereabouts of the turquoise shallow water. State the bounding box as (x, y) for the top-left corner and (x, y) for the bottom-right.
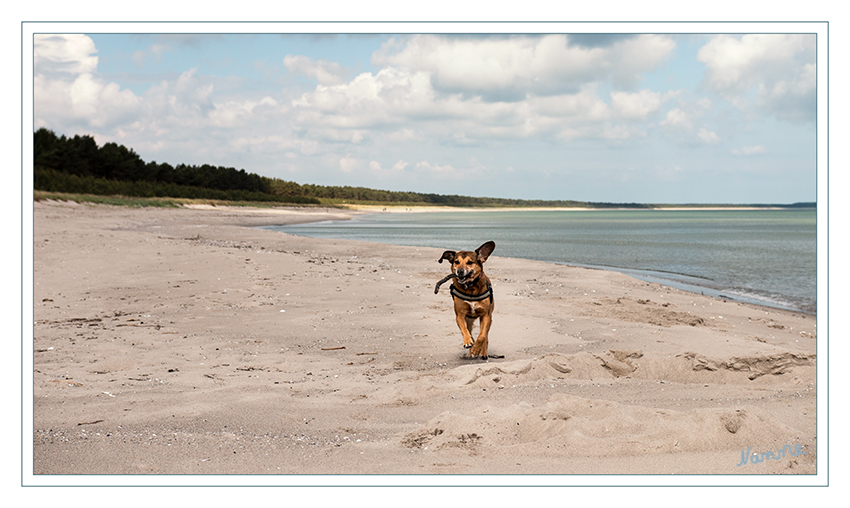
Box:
(264, 209), (817, 314)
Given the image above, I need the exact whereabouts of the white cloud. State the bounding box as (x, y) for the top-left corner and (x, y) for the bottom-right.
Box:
(699, 34), (803, 91)
(284, 55), (349, 85)
(528, 86), (609, 121)
(392, 160), (409, 171)
(373, 34), (675, 100)
(659, 98), (720, 146)
(290, 66), (658, 147)
(291, 67), (431, 128)
(133, 43), (172, 69)
(606, 35), (677, 89)
(554, 126), (588, 142)
(467, 156), (486, 171)
(414, 158), (489, 181)
(286, 34), (677, 149)
(389, 128), (416, 141)
(68, 73), (103, 117)
(34, 34), (98, 75)
(366, 159), (410, 177)
(209, 97), (280, 128)
(601, 124), (647, 141)
(697, 128), (720, 144)
(339, 154), (362, 173)
(733, 145), (767, 155)
(34, 34), (142, 129)
(452, 132), (474, 145)
(136, 68), (219, 132)
(36, 72), (140, 129)
(295, 140), (319, 156)
(660, 108), (691, 129)
(174, 67), (214, 105)
(416, 160), (454, 173)
(698, 34), (815, 122)
(610, 89), (663, 120)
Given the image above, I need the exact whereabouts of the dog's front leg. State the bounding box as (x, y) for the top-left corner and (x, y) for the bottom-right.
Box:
(468, 313), (492, 359)
(455, 313), (474, 348)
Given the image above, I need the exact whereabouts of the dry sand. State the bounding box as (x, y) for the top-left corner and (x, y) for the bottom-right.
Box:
(31, 201), (817, 479)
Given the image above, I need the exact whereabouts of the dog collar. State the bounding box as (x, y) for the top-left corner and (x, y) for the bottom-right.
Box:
(450, 281), (493, 304)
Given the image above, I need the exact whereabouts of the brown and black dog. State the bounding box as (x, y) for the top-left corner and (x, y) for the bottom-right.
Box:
(438, 241), (502, 360)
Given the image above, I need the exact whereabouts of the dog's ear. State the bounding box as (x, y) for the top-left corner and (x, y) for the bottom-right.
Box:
(475, 241), (495, 263)
(438, 250), (456, 264)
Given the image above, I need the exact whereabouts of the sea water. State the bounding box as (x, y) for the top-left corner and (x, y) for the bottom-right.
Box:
(265, 209), (816, 314)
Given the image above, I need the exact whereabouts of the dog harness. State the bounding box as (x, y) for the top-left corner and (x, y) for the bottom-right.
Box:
(450, 279), (494, 304)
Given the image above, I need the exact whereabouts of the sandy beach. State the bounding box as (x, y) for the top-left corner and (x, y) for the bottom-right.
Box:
(30, 201), (817, 479)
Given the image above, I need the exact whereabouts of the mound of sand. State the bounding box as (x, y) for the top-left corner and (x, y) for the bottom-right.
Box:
(402, 394), (797, 457)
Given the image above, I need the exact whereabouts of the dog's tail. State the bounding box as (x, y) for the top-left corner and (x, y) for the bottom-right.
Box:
(434, 273), (457, 294)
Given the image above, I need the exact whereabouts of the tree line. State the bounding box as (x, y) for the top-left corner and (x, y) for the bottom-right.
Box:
(34, 128), (319, 204)
(34, 128), (655, 208)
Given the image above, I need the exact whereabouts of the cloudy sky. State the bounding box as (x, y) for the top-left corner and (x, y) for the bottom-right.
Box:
(32, 28), (819, 204)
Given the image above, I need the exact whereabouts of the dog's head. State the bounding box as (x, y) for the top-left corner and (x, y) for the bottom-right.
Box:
(438, 241), (495, 283)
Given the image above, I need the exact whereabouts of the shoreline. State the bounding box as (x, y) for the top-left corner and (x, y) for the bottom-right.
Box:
(559, 262), (814, 316)
(265, 205), (815, 316)
(31, 202), (817, 477)
(341, 204), (799, 213)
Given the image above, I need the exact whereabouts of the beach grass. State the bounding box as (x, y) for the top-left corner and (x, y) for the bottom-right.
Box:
(32, 191), (505, 210)
(34, 190), (813, 212)
(34, 191), (184, 207)
(32, 191), (334, 209)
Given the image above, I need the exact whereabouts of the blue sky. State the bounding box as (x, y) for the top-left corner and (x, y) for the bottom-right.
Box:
(32, 29), (819, 204)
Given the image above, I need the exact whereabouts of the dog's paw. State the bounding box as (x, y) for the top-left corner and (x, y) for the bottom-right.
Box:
(463, 343), (473, 349)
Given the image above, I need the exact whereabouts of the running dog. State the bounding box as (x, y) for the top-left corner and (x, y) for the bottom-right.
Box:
(436, 241), (502, 360)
